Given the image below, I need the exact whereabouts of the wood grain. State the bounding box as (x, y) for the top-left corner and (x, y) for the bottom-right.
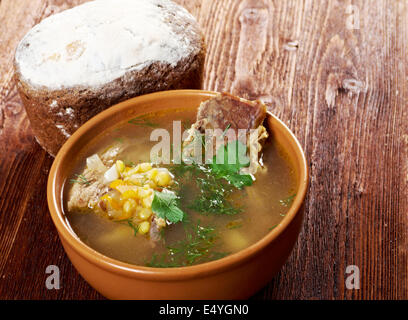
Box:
(0, 0), (407, 299)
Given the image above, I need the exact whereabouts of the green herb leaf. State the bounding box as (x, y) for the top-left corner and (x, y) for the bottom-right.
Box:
(268, 224), (278, 231)
(146, 221), (228, 268)
(221, 123), (231, 139)
(113, 137), (124, 143)
(209, 140), (253, 188)
(127, 220), (140, 236)
(152, 191), (185, 224)
(280, 194), (296, 207)
(171, 161), (243, 215)
(222, 173), (253, 189)
(124, 160), (136, 167)
(128, 114), (158, 127)
(69, 174), (91, 185)
(170, 140), (253, 215)
(226, 218), (244, 230)
(188, 175), (242, 215)
(115, 218), (139, 236)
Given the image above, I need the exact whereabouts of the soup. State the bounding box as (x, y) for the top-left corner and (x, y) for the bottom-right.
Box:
(64, 102), (297, 268)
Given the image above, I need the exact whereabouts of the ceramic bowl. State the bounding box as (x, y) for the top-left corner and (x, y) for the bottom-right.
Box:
(47, 90), (308, 299)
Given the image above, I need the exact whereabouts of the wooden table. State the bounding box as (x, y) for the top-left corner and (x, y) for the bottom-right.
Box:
(1, 0), (407, 300)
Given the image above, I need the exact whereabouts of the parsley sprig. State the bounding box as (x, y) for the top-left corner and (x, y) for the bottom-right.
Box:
(209, 140), (253, 189)
(170, 140), (253, 215)
(152, 191), (185, 224)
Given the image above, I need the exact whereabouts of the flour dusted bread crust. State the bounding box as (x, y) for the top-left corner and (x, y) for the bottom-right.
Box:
(14, 0), (205, 156)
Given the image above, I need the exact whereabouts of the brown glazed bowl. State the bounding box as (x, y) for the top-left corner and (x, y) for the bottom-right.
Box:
(47, 90), (308, 299)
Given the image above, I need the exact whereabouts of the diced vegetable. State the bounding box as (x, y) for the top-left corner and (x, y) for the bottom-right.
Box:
(86, 154), (107, 172)
(115, 160), (125, 173)
(104, 164), (119, 182)
(223, 230), (248, 251)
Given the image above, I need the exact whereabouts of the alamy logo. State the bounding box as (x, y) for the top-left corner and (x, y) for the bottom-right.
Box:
(346, 5), (360, 30)
(345, 265), (360, 290)
(45, 265), (60, 290)
(149, 121), (258, 171)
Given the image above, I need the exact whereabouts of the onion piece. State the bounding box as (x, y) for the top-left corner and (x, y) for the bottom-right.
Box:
(86, 154), (107, 173)
(104, 164), (119, 183)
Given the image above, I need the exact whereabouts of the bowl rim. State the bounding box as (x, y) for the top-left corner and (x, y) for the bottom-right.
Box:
(47, 89), (309, 281)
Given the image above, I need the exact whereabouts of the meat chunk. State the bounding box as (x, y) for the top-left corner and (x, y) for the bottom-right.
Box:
(67, 168), (108, 211)
(149, 217), (167, 243)
(193, 92), (266, 134)
(183, 92), (268, 173)
(67, 142), (127, 211)
(100, 143), (126, 166)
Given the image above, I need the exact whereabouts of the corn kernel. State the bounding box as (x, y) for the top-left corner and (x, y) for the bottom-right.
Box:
(139, 163), (152, 173)
(100, 194), (111, 202)
(146, 168), (158, 180)
(100, 194), (113, 207)
(100, 194), (122, 211)
(138, 208), (152, 220)
(145, 180), (156, 189)
(125, 174), (144, 186)
(139, 188), (153, 198)
(154, 171), (172, 187)
(109, 179), (124, 189)
(121, 189), (138, 200)
(142, 195), (153, 208)
(123, 166), (139, 177)
(123, 198), (137, 217)
(109, 209), (123, 220)
(138, 221), (150, 234)
(112, 200), (123, 210)
(116, 160), (125, 173)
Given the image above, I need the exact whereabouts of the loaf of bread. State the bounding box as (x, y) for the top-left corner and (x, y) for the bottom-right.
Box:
(14, 0), (205, 156)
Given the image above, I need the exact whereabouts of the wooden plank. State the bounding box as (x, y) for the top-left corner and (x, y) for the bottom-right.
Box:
(0, 0), (99, 299)
(0, 0), (407, 299)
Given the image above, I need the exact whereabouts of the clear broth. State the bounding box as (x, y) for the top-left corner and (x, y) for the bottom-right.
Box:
(64, 108), (297, 267)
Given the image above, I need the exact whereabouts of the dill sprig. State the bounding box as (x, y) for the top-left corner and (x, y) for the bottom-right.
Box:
(280, 194), (296, 207)
(113, 137), (124, 143)
(268, 224), (278, 231)
(146, 221), (228, 268)
(226, 219), (244, 229)
(128, 114), (158, 127)
(124, 160), (136, 167)
(188, 174), (242, 215)
(69, 174), (91, 185)
(115, 218), (139, 236)
(170, 162), (242, 215)
(220, 123), (231, 139)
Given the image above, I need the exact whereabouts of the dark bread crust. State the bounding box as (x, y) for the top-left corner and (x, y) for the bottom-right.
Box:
(14, 4), (205, 156)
